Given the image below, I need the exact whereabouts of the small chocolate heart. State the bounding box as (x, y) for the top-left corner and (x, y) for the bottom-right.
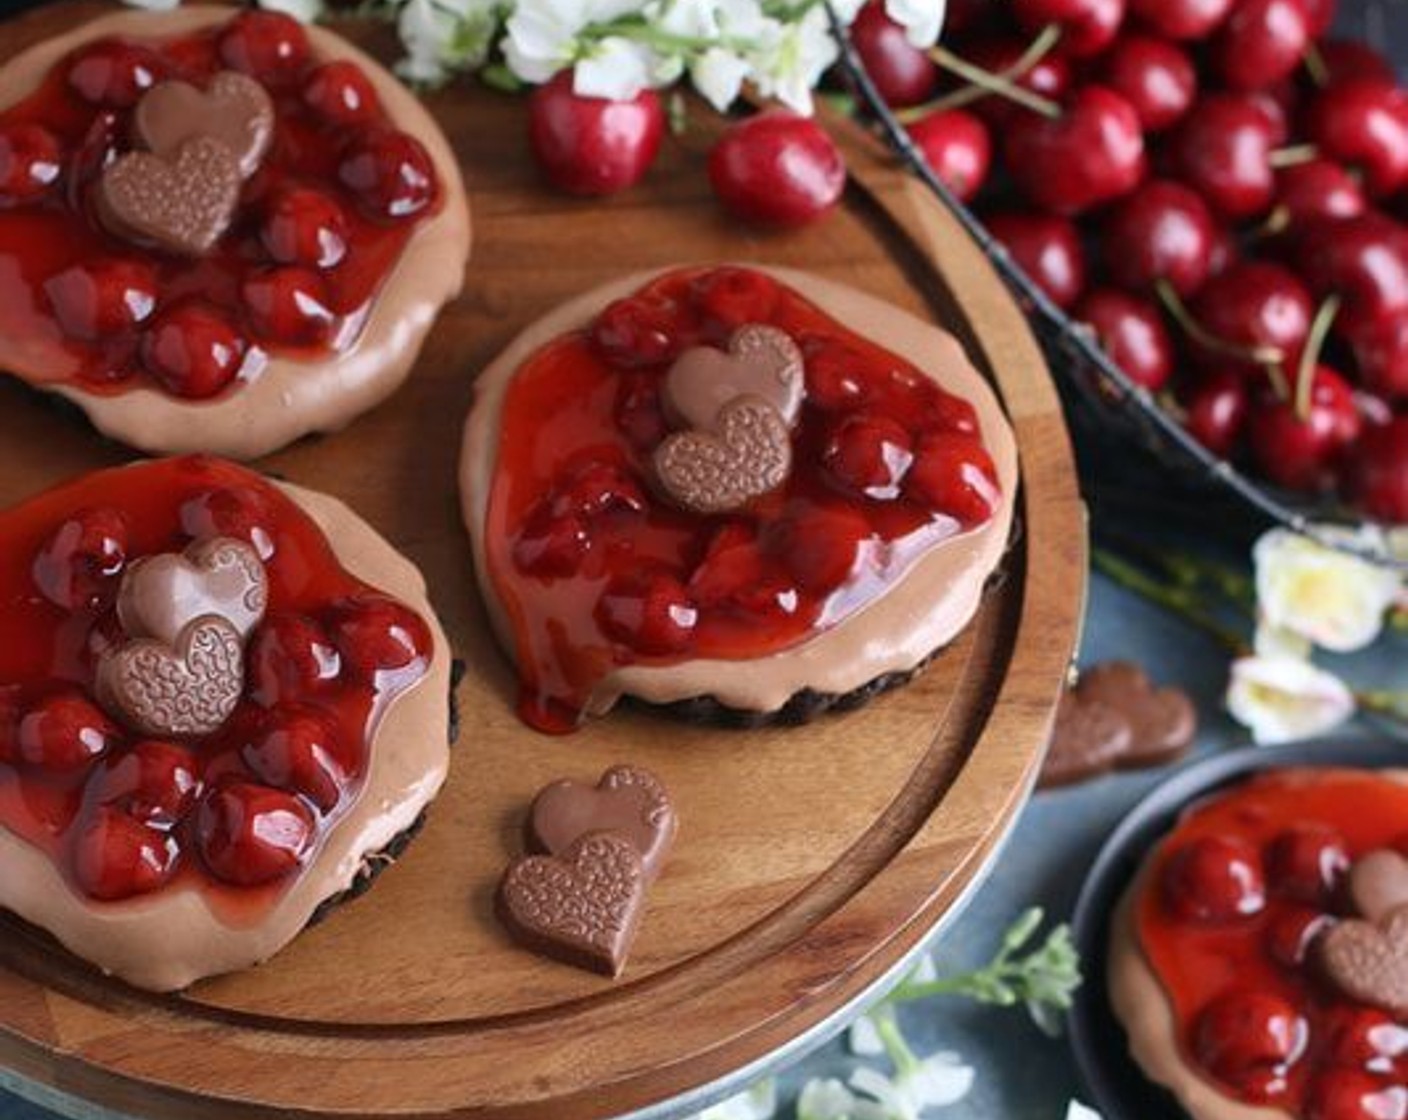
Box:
(1077, 661), (1196, 768)
(497, 831), (646, 977)
(96, 136), (241, 256)
(663, 324), (805, 431)
(529, 765), (677, 882)
(119, 537), (267, 649)
(1037, 689), (1134, 789)
(1349, 850), (1408, 924)
(135, 72), (274, 179)
(96, 616), (245, 738)
(654, 395), (792, 515)
(1318, 904), (1408, 1019)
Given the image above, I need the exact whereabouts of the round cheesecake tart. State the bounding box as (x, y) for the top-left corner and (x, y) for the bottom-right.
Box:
(461, 264), (1019, 733)
(0, 456), (452, 991)
(1110, 768), (1408, 1120)
(0, 6), (470, 459)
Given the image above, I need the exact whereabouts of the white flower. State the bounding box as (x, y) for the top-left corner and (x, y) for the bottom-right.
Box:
(1254, 528), (1402, 653)
(575, 35), (658, 98)
(687, 1080), (778, 1120)
(122, 0), (180, 11)
(1226, 656), (1356, 744)
(1253, 620), (1313, 662)
(396, 0), (503, 84)
(692, 46), (752, 110)
(885, 0), (945, 47)
(796, 1079), (888, 1120)
(1066, 1104), (1103, 1120)
(503, 0), (644, 85)
(849, 1013), (886, 1057)
(849, 1051), (974, 1119)
(258, 0), (324, 23)
(748, 3), (837, 114)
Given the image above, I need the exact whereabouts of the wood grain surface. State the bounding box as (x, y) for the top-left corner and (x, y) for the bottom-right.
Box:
(0, 5), (1087, 1117)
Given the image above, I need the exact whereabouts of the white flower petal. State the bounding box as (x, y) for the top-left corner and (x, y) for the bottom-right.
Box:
(884, 0), (945, 47)
(1253, 620), (1313, 661)
(691, 47), (751, 111)
(574, 37), (657, 99)
(258, 0), (323, 22)
(1226, 655), (1356, 745)
(797, 1078), (877, 1120)
(848, 1013), (886, 1057)
(909, 954), (938, 983)
(1067, 1104), (1104, 1120)
(848, 1066), (910, 1118)
(122, 0), (181, 11)
(689, 1080), (778, 1120)
(902, 1052), (975, 1108)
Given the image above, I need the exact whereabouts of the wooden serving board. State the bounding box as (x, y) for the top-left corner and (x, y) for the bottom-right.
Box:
(0, 5), (1086, 1118)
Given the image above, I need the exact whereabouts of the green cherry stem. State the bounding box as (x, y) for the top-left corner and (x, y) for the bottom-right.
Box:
(925, 41), (1063, 120)
(1155, 279), (1290, 398)
(903, 23), (1063, 119)
(1294, 294), (1342, 422)
(1268, 143), (1321, 170)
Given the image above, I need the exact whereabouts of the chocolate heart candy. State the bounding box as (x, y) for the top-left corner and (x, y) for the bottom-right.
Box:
(96, 615), (245, 738)
(119, 537), (267, 648)
(96, 136), (241, 257)
(1349, 850), (1408, 924)
(497, 831), (646, 977)
(135, 71), (274, 179)
(664, 324), (805, 431)
(529, 765), (677, 881)
(1077, 660), (1196, 768)
(1037, 689), (1134, 789)
(1318, 904), (1408, 1019)
(654, 395), (792, 515)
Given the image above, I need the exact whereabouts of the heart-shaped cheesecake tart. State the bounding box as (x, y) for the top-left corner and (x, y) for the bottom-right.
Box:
(529, 765), (677, 881)
(654, 395), (792, 515)
(96, 615), (245, 738)
(1318, 903), (1408, 1019)
(1075, 661), (1197, 768)
(663, 323), (805, 431)
(118, 536), (267, 647)
(497, 831), (647, 977)
(1037, 688), (1134, 788)
(1348, 849), (1408, 924)
(96, 136), (242, 257)
(134, 71), (274, 179)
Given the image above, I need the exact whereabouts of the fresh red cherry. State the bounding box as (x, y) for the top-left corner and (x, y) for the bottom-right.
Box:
(1265, 906), (1332, 968)
(1170, 94), (1277, 220)
(67, 39), (164, 108)
(823, 414), (915, 499)
(1128, 0), (1233, 39)
(140, 302), (248, 401)
(248, 613), (342, 707)
(218, 11), (311, 84)
(528, 72), (663, 197)
(1077, 289), (1175, 390)
(594, 569), (697, 655)
(179, 486), (275, 561)
(1190, 261), (1313, 375)
(1248, 86), (1295, 145)
(905, 432), (1001, 525)
(241, 266), (335, 346)
(1012, 0), (1126, 57)
(804, 337), (871, 412)
(242, 706), (346, 812)
(32, 507), (127, 610)
(592, 296), (679, 369)
(851, 0), (937, 107)
(1209, 0), (1310, 92)
(261, 187), (348, 270)
(1265, 823), (1350, 903)
(709, 110), (846, 227)
(302, 60), (380, 127)
(1004, 86), (1145, 217)
(0, 124), (61, 204)
(965, 38), (1072, 129)
(1102, 178), (1215, 297)
(1248, 366), (1362, 491)
(1317, 39), (1397, 87)
(984, 212), (1086, 310)
(1305, 1070), (1408, 1120)
(909, 109), (991, 203)
(1346, 416), (1408, 522)
(17, 692), (118, 773)
(1351, 312), (1408, 400)
(766, 505), (872, 594)
(1101, 34), (1197, 132)
(1295, 214), (1408, 334)
(196, 782), (314, 887)
(338, 128), (437, 219)
(1163, 835), (1267, 922)
(71, 807), (178, 901)
(1182, 369), (1250, 457)
(1322, 1006), (1408, 1071)
(513, 504), (591, 578)
(1307, 80), (1408, 199)
(1300, 0), (1337, 36)
(693, 267), (780, 332)
(329, 596), (428, 678)
(1207, 223), (1240, 278)
(89, 740), (202, 826)
(1193, 989), (1307, 1090)
(44, 257), (157, 342)
(945, 0), (991, 33)
(1274, 159), (1367, 227)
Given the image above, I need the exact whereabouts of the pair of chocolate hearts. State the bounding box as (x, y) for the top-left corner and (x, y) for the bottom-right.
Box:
(653, 325), (804, 515)
(97, 72), (273, 256)
(497, 765), (677, 977)
(96, 537), (268, 738)
(1308, 851), (1408, 1018)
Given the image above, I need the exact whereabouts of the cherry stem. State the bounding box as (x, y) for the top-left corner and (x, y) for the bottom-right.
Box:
(1253, 204), (1292, 240)
(1303, 41), (1331, 88)
(1293, 294), (1342, 421)
(926, 40), (1063, 121)
(1269, 143), (1320, 170)
(903, 24), (1063, 120)
(1155, 279), (1290, 397)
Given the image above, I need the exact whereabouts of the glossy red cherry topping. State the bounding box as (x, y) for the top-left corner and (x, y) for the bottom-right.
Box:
(0, 457), (431, 904)
(1163, 834), (1268, 923)
(218, 11), (311, 85)
(140, 301), (251, 400)
(1266, 824), (1350, 904)
(484, 267), (1004, 732)
(0, 123), (62, 204)
(1195, 988), (1309, 1102)
(303, 60), (380, 127)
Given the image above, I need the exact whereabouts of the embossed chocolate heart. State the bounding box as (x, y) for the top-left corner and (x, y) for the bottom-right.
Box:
(1037, 689), (1134, 789)
(96, 136), (241, 257)
(118, 537), (267, 648)
(497, 831), (646, 977)
(1349, 850), (1408, 924)
(654, 395), (792, 515)
(529, 765), (677, 882)
(135, 72), (274, 179)
(663, 324), (805, 431)
(1076, 660), (1196, 769)
(96, 616), (245, 738)
(1318, 904), (1408, 1019)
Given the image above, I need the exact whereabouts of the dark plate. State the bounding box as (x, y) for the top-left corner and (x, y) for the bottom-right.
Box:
(1067, 738), (1408, 1120)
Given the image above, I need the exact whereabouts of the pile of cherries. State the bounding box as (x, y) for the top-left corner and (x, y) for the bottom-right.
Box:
(852, 0), (1408, 521)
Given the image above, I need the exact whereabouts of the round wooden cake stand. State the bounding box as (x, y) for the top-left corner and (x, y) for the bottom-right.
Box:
(0, 5), (1087, 1118)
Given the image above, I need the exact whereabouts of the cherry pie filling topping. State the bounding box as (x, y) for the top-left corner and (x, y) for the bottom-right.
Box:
(0, 11), (441, 401)
(1139, 770), (1408, 1120)
(484, 266), (1003, 734)
(0, 456), (431, 911)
